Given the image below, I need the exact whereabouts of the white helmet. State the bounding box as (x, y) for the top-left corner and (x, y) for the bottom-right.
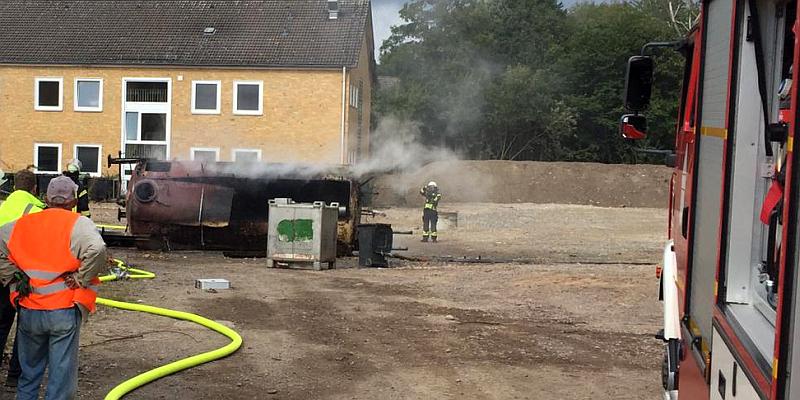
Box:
(66, 158), (82, 173)
(427, 181), (437, 187)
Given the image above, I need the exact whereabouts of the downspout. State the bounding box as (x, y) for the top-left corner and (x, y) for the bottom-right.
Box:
(340, 66), (347, 164)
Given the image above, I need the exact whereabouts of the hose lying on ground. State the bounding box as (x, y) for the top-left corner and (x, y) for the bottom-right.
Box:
(96, 224), (127, 231)
(97, 259), (243, 400)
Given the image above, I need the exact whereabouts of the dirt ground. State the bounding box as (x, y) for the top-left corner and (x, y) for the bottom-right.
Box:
(0, 202), (669, 399)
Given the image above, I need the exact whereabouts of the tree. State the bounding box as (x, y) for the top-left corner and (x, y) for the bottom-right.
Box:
(375, 0), (690, 164)
(552, 2), (685, 163)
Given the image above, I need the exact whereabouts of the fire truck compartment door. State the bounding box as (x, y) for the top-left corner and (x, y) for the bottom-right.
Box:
(710, 327), (762, 400)
(691, 0), (733, 345)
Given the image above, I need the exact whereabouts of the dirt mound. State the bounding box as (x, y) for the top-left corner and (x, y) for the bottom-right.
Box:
(370, 160), (671, 208)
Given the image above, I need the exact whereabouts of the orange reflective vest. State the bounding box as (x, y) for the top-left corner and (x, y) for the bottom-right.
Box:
(7, 209), (99, 312)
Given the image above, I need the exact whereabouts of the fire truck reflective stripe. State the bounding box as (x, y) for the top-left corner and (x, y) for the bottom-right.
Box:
(688, 317), (710, 355)
(32, 281), (69, 295)
(700, 126), (728, 139)
(24, 270), (63, 280)
(773, 358), (779, 380)
(788, 136), (794, 152)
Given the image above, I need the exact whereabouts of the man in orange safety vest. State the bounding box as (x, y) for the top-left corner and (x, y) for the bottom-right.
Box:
(0, 176), (107, 400)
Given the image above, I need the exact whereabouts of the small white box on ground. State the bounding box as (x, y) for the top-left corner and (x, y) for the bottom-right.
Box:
(195, 279), (231, 290)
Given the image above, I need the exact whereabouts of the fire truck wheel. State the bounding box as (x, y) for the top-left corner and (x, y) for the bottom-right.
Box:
(662, 339), (680, 391)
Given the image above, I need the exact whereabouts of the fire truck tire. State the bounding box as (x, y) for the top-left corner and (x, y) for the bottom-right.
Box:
(662, 338), (680, 392)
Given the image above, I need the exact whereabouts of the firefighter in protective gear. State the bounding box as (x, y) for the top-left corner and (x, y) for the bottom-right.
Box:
(420, 181), (442, 242)
(0, 176), (107, 400)
(63, 159), (91, 218)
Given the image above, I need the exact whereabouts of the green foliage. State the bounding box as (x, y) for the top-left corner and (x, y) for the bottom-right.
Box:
(376, 0), (692, 163)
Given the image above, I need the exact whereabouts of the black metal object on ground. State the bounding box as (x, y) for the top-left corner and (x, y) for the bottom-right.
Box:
(358, 223), (394, 267)
(99, 229), (139, 247)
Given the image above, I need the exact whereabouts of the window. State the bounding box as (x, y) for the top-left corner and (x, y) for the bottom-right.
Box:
(141, 113), (167, 141)
(233, 149), (261, 162)
(74, 78), (103, 112)
(191, 81), (221, 114)
(34, 78), (63, 111)
(233, 81), (263, 115)
(349, 83), (360, 108)
(191, 147), (219, 162)
(34, 144), (62, 173)
(74, 145), (102, 176)
(126, 81), (168, 102)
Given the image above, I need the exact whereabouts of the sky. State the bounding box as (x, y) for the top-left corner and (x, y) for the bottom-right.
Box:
(371, 0), (589, 61)
(372, 0), (408, 61)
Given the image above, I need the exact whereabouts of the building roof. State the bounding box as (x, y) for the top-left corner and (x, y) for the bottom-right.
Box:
(0, 0), (371, 68)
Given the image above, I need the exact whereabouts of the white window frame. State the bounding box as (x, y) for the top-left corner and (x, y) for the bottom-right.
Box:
(233, 80), (264, 116)
(191, 80), (221, 114)
(73, 144), (103, 177)
(232, 148), (262, 162)
(74, 78), (103, 112)
(190, 147), (220, 162)
(34, 77), (64, 111)
(33, 143), (62, 174)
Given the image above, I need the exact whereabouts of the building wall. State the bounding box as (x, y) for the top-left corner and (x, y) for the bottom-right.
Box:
(0, 65), (348, 176)
(345, 28), (374, 164)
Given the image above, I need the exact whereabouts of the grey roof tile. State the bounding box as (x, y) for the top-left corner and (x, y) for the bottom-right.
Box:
(0, 0), (371, 67)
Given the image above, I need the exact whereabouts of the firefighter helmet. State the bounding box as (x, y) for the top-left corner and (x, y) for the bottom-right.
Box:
(66, 159), (82, 173)
(427, 181), (437, 187)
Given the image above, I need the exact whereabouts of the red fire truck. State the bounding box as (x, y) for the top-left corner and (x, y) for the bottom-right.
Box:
(620, 0), (800, 398)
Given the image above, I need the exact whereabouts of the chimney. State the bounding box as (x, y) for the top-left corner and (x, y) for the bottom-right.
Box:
(327, 0), (339, 19)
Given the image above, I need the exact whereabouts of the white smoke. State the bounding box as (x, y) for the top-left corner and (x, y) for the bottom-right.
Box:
(349, 116), (459, 178)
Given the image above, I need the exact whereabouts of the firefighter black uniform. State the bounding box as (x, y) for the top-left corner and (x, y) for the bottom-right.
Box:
(63, 159), (91, 218)
(420, 182), (442, 242)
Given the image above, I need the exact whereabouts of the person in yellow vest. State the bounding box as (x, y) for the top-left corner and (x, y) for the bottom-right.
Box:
(0, 170), (44, 226)
(0, 176), (107, 400)
(0, 170), (44, 388)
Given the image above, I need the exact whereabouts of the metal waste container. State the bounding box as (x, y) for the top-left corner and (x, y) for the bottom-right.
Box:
(267, 198), (339, 270)
(358, 223), (394, 267)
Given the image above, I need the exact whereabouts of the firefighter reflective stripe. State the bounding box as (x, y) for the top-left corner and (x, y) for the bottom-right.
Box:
(431, 232), (438, 237)
(425, 203), (435, 209)
(79, 190), (88, 197)
(24, 270), (64, 280)
(32, 281), (69, 295)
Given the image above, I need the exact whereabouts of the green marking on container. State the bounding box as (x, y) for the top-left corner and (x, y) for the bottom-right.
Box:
(294, 219), (313, 241)
(277, 219), (314, 242)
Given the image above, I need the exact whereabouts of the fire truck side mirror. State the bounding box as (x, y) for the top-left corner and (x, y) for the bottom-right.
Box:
(620, 114), (647, 140)
(624, 56), (654, 112)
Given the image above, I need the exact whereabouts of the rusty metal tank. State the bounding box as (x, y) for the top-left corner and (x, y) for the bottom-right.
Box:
(125, 160), (360, 255)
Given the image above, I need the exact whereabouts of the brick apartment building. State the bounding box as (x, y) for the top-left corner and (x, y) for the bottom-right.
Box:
(0, 0), (374, 178)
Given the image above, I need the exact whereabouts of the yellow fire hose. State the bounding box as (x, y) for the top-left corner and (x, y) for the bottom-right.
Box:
(96, 224), (127, 231)
(96, 259), (243, 400)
